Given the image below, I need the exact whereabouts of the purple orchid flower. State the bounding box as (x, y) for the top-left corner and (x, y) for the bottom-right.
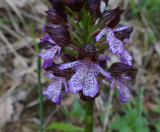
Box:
(42, 73), (68, 105)
(107, 62), (136, 102)
(95, 25), (130, 54)
(107, 76), (131, 103)
(59, 60), (111, 97)
(39, 25), (61, 69)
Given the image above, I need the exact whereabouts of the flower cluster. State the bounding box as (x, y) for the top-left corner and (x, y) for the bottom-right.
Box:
(39, 0), (136, 104)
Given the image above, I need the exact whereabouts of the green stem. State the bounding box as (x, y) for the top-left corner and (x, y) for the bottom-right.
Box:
(31, 23), (43, 132)
(84, 101), (94, 132)
(37, 56), (43, 132)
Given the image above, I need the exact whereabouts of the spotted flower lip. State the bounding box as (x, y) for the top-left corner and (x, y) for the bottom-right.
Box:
(59, 60), (111, 97)
(105, 62), (134, 103)
(109, 77), (131, 103)
(42, 73), (68, 105)
(63, 0), (85, 12)
(99, 7), (125, 28)
(96, 25), (130, 54)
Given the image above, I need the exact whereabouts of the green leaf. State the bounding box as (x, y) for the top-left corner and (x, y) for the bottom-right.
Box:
(45, 122), (84, 132)
(68, 19), (82, 36)
(152, 107), (160, 113)
(155, 123), (160, 132)
(64, 47), (77, 57)
(119, 126), (131, 132)
(68, 29), (84, 45)
(134, 126), (149, 132)
(71, 39), (81, 47)
(109, 116), (128, 130)
(94, 37), (106, 47)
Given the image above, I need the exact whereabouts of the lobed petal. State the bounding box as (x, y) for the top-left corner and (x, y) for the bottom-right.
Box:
(113, 25), (130, 32)
(39, 45), (61, 60)
(110, 79), (115, 89)
(62, 78), (69, 93)
(95, 64), (111, 78)
(40, 59), (53, 69)
(47, 73), (56, 79)
(95, 29), (106, 41)
(119, 50), (133, 65)
(42, 78), (63, 104)
(107, 30), (124, 54)
(59, 61), (81, 70)
(119, 94), (128, 103)
(82, 73), (99, 97)
(117, 80), (130, 101)
(68, 68), (86, 93)
(122, 76), (132, 81)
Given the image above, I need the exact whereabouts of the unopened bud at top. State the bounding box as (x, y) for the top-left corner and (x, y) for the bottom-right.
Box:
(99, 7), (124, 28)
(63, 0), (85, 12)
(87, 0), (107, 17)
(49, 0), (65, 12)
(45, 8), (67, 24)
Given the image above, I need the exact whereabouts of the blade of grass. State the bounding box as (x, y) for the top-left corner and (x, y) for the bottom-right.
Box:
(31, 23), (43, 132)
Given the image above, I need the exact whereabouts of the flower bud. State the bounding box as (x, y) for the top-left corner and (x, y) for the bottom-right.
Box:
(45, 25), (71, 47)
(63, 0), (85, 12)
(45, 8), (67, 24)
(109, 62), (136, 77)
(99, 7), (124, 28)
(87, 0), (107, 17)
(78, 44), (98, 62)
(49, 0), (65, 12)
(115, 27), (133, 42)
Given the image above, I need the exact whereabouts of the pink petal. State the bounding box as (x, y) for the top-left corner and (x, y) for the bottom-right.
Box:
(119, 50), (133, 65)
(40, 59), (53, 69)
(47, 73), (56, 79)
(82, 73), (99, 97)
(122, 76), (132, 81)
(39, 45), (61, 60)
(95, 64), (111, 78)
(95, 29), (106, 41)
(41, 33), (55, 44)
(62, 79), (69, 93)
(68, 68), (85, 93)
(110, 79), (115, 89)
(42, 78), (63, 104)
(113, 25), (130, 32)
(107, 30), (123, 54)
(56, 47), (61, 60)
(117, 80), (130, 99)
(59, 61), (81, 70)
